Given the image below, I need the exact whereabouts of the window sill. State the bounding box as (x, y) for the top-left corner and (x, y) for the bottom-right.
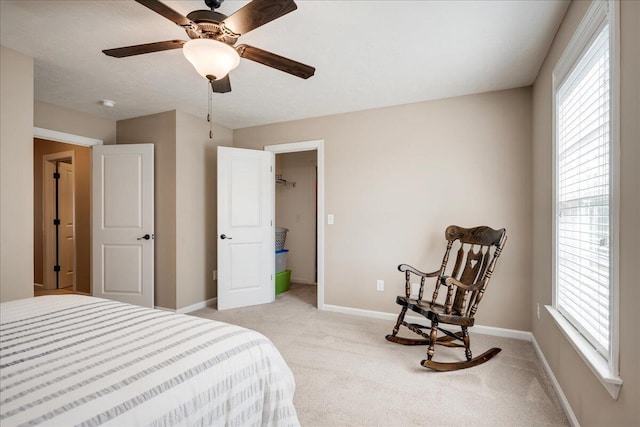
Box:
(545, 306), (622, 399)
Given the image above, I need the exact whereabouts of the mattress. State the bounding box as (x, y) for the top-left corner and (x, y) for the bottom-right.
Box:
(0, 295), (299, 426)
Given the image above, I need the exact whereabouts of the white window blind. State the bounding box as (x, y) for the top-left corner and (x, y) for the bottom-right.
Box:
(556, 22), (611, 357)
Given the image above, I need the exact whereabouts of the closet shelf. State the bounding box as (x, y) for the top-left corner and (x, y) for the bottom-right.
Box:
(275, 174), (296, 188)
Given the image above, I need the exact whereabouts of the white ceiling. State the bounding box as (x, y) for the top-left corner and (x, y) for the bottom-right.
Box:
(0, 0), (569, 130)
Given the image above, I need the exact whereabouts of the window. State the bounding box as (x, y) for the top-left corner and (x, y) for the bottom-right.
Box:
(549, 0), (621, 399)
(557, 18), (610, 359)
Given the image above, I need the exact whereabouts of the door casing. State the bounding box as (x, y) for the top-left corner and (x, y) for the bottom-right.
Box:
(265, 140), (325, 310)
(34, 127), (102, 294)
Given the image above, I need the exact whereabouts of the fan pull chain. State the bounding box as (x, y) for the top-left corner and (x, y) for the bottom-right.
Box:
(207, 80), (213, 140)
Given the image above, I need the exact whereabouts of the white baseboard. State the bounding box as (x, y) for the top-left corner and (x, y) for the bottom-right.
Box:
(177, 298), (217, 314)
(324, 304), (396, 321)
(531, 335), (580, 427)
(322, 304), (531, 341)
(470, 324), (533, 342)
(291, 277), (316, 285)
(155, 298), (217, 314)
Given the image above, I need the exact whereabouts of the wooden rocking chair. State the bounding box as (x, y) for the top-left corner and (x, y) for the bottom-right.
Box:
(385, 225), (507, 371)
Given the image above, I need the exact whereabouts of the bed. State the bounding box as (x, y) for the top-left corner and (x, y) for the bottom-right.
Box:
(0, 295), (299, 426)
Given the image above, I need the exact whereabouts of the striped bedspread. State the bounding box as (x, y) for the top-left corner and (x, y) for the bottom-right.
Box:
(0, 295), (299, 426)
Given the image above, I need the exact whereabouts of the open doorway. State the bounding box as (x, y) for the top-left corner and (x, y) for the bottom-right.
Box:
(34, 138), (92, 294)
(275, 151), (317, 297)
(42, 151), (75, 290)
(266, 140), (325, 310)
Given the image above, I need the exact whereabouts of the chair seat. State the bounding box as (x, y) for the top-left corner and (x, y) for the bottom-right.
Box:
(395, 296), (474, 327)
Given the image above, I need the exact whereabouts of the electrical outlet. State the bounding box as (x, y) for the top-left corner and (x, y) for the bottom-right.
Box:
(537, 302), (540, 320)
(376, 280), (384, 291)
(213, 270), (217, 281)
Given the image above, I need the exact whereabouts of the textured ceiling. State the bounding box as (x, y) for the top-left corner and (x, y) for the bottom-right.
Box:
(0, 0), (569, 129)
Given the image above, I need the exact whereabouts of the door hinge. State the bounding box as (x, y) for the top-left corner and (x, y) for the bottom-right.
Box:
(270, 166), (273, 172)
(53, 265), (61, 272)
(53, 172), (60, 179)
(53, 218), (60, 226)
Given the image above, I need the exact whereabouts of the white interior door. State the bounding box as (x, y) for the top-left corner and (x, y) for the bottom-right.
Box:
(92, 144), (154, 307)
(217, 146), (274, 310)
(58, 161), (74, 289)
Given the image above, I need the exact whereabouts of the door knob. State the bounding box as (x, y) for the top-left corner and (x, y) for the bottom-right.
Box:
(137, 234), (151, 240)
(220, 234), (232, 240)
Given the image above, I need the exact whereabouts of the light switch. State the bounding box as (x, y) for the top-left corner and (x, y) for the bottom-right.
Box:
(327, 214), (334, 225)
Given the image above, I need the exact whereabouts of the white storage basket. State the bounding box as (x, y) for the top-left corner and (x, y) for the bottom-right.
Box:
(275, 227), (289, 250)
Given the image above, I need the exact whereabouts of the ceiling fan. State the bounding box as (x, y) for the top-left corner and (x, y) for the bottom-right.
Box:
(103, 0), (315, 93)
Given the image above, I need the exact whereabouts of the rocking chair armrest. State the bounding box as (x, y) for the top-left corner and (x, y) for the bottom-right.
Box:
(398, 264), (440, 278)
(441, 276), (483, 292)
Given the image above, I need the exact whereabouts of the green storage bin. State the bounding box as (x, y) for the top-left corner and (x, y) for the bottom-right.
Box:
(276, 269), (291, 295)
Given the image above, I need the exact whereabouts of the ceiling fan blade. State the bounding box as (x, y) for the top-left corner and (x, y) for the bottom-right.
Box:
(222, 0), (297, 36)
(103, 40), (185, 58)
(236, 44), (315, 79)
(135, 0), (195, 28)
(211, 75), (232, 93)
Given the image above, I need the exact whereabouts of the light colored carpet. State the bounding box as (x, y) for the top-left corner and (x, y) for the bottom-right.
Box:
(192, 283), (569, 427)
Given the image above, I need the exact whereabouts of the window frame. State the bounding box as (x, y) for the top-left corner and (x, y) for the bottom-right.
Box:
(548, 0), (622, 400)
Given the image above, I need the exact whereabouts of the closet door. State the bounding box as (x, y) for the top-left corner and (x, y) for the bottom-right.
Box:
(217, 146), (275, 310)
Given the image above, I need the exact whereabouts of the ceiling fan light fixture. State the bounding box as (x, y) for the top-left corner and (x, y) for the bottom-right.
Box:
(183, 39), (240, 81)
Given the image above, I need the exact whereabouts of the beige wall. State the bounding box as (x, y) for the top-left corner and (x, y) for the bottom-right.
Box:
(117, 111), (232, 310)
(276, 151), (317, 284)
(175, 111), (232, 309)
(33, 139), (91, 293)
(34, 101), (117, 145)
(531, 1), (640, 426)
(234, 87), (533, 331)
(117, 111), (178, 309)
(0, 46), (34, 302)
